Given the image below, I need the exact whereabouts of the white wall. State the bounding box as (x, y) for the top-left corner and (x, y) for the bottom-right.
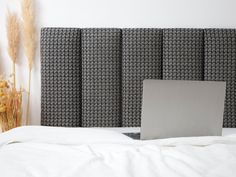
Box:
(0, 0), (236, 125)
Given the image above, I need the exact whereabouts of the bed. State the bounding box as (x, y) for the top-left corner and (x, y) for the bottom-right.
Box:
(0, 126), (236, 177)
(0, 28), (236, 176)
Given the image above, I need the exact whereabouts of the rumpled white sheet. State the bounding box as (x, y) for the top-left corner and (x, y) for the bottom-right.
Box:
(0, 126), (236, 177)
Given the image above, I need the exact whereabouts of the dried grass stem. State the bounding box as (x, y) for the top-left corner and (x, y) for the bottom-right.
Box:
(22, 0), (36, 125)
(6, 12), (20, 88)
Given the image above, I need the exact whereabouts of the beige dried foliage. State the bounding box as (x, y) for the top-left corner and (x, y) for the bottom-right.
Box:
(6, 12), (20, 89)
(6, 12), (20, 64)
(22, 0), (37, 125)
(22, 0), (36, 71)
(0, 78), (23, 132)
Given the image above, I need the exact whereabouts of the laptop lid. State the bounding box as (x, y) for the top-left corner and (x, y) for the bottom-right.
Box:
(141, 80), (226, 140)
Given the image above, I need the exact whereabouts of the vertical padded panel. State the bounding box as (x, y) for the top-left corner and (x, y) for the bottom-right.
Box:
(204, 29), (236, 127)
(163, 29), (204, 80)
(122, 29), (162, 127)
(41, 28), (81, 127)
(82, 29), (122, 127)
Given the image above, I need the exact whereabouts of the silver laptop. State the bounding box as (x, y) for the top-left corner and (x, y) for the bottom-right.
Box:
(141, 80), (226, 140)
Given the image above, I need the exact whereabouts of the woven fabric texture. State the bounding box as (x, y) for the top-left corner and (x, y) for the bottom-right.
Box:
(163, 29), (204, 80)
(204, 29), (236, 127)
(41, 28), (236, 128)
(122, 29), (162, 127)
(81, 29), (122, 127)
(41, 28), (81, 127)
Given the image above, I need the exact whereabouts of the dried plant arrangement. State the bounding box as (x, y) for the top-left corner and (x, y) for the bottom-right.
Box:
(22, 0), (36, 125)
(6, 12), (20, 88)
(0, 12), (23, 132)
(0, 77), (22, 132)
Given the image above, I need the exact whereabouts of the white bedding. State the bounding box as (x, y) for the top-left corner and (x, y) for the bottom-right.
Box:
(0, 126), (236, 177)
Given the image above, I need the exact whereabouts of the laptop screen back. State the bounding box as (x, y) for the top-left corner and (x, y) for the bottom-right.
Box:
(141, 80), (226, 140)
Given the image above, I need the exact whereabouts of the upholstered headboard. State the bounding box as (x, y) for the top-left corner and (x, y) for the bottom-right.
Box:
(41, 28), (236, 127)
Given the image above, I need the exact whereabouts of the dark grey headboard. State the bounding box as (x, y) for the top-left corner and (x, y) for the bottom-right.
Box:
(41, 28), (236, 128)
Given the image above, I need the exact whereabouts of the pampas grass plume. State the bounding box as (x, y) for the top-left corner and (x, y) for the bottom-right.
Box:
(22, 0), (36, 71)
(22, 0), (36, 125)
(6, 12), (20, 88)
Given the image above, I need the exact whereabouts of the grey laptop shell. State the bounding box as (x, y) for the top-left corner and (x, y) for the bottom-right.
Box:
(141, 80), (226, 140)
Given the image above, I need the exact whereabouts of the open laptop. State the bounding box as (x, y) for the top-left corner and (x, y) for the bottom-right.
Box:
(141, 80), (226, 140)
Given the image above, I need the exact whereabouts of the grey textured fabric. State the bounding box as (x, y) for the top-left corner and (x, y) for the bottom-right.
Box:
(41, 28), (81, 127)
(40, 28), (236, 128)
(163, 29), (204, 80)
(81, 29), (122, 127)
(122, 29), (162, 127)
(204, 29), (236, 127)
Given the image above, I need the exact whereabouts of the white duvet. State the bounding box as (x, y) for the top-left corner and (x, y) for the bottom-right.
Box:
(0, 126), (236, 177)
